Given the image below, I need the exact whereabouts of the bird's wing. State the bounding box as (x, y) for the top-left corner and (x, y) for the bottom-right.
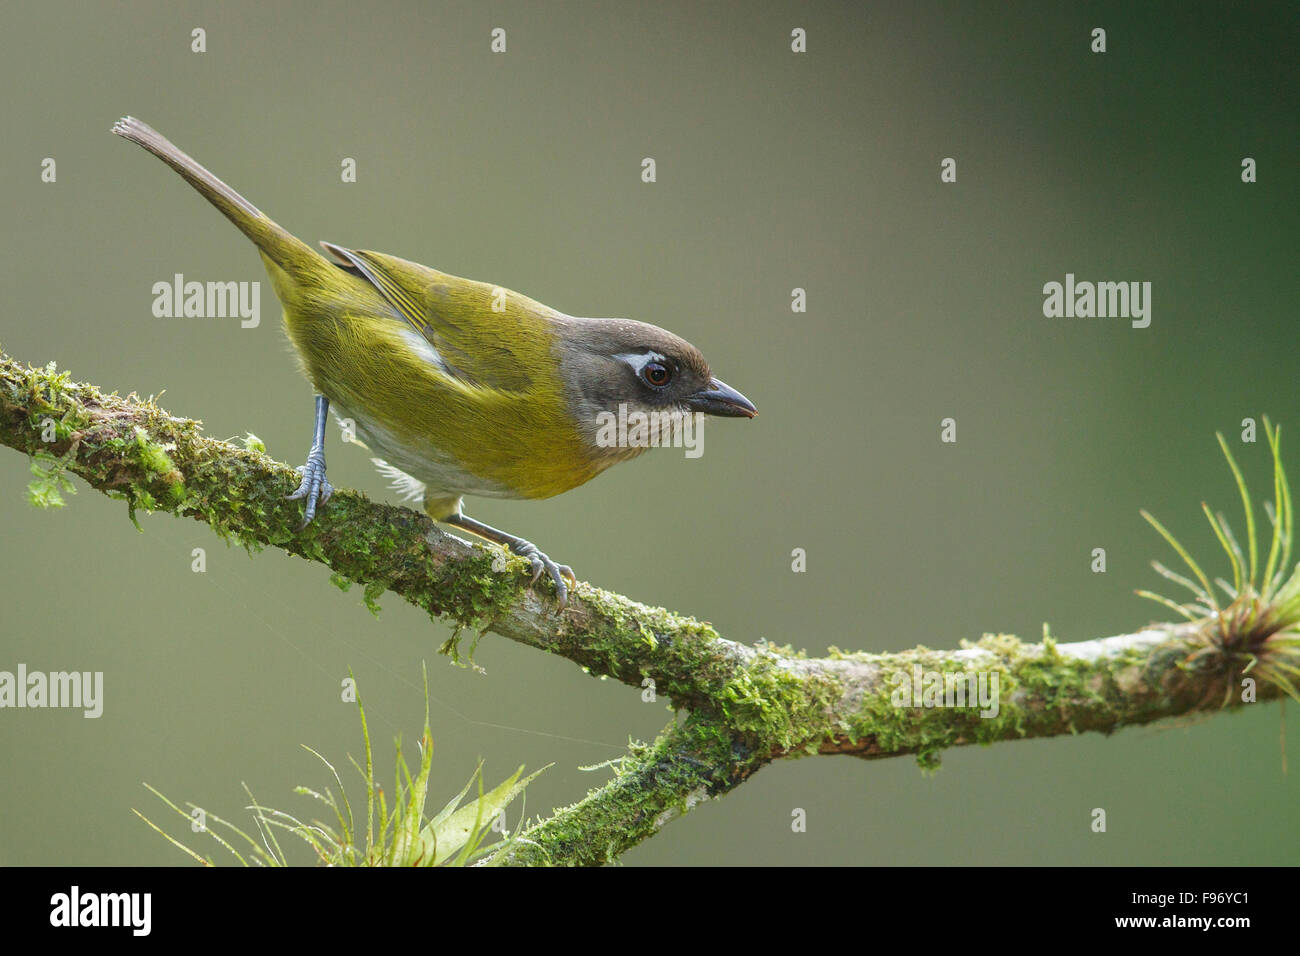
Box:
(320, 241), (555, 393)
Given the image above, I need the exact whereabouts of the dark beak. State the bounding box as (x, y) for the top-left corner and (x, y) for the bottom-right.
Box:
(685, 378), (757, 418)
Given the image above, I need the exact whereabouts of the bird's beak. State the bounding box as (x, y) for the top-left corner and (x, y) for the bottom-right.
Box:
(686, 378), (757, 418)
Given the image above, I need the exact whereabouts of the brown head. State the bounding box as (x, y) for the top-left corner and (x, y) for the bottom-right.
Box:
(552, 316), (756, 462)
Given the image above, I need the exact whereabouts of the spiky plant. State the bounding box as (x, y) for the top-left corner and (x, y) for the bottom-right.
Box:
(134, 667), (546, 866)
(1138, 418), (1300, 706)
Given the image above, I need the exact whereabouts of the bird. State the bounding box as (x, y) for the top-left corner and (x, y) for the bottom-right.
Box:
(112, 116), (756, 607)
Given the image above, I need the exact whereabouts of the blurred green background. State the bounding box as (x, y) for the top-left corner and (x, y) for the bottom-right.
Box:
(2, 0), (1297, 866)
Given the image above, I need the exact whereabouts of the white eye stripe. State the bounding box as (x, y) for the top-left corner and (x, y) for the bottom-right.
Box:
(615, 351), (667, 375)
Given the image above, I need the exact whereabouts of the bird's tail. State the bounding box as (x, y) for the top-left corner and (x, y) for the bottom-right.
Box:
(111, 116), (325, 276)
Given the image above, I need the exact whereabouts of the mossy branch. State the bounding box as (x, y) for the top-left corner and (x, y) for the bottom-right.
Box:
(2, 349), (1293, 866)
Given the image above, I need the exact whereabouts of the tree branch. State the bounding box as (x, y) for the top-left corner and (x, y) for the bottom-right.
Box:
(2, 349), (1290, 865)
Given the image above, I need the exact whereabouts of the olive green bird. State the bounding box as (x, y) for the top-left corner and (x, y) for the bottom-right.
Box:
(112, 117), (755, 606)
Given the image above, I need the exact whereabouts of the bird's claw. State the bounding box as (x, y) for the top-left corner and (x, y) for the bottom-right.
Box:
(512, 541), (576, 609)
(288, 451), (333, 525)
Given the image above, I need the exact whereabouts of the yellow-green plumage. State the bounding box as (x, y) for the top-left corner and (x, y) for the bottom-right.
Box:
(111, 116), (755, 604)
(113, 116), (604, 520)
(264, 247), (601, 516)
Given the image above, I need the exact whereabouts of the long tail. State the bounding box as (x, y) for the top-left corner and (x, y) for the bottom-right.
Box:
(111, 116), (325, 276)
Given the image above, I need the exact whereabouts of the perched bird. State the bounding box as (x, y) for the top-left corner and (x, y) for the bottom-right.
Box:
(112, 117), (755, 606)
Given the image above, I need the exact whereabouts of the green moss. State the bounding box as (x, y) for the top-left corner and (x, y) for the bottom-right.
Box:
(715, 651), (839, 753)
(835, 632), (1170, 768)
(363, 580), (385, 617)
(10, 348), (1287, 866)
(425, 547), (526, 630)
(500, 715), (746, 865)
(26, 449), (78, 509)
(132, 426), (178, 475)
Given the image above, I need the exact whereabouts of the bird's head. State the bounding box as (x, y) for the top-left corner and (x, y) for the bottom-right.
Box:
(553, 317), (756, 460)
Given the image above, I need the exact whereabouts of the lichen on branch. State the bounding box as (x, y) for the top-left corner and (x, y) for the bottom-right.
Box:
(1, 348), (1292, 865)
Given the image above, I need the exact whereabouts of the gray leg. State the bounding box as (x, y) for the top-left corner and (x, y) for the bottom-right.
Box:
(287, 394), (334, 526)
(445, 512), (576, 608)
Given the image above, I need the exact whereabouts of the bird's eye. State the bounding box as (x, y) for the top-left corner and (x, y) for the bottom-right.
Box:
(642, 362), (672, 387)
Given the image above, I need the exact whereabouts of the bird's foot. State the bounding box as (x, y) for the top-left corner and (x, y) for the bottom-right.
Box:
(287, 449), (333, 526)
(510, 540), (577, 609)
(444, 512), (576, 610)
